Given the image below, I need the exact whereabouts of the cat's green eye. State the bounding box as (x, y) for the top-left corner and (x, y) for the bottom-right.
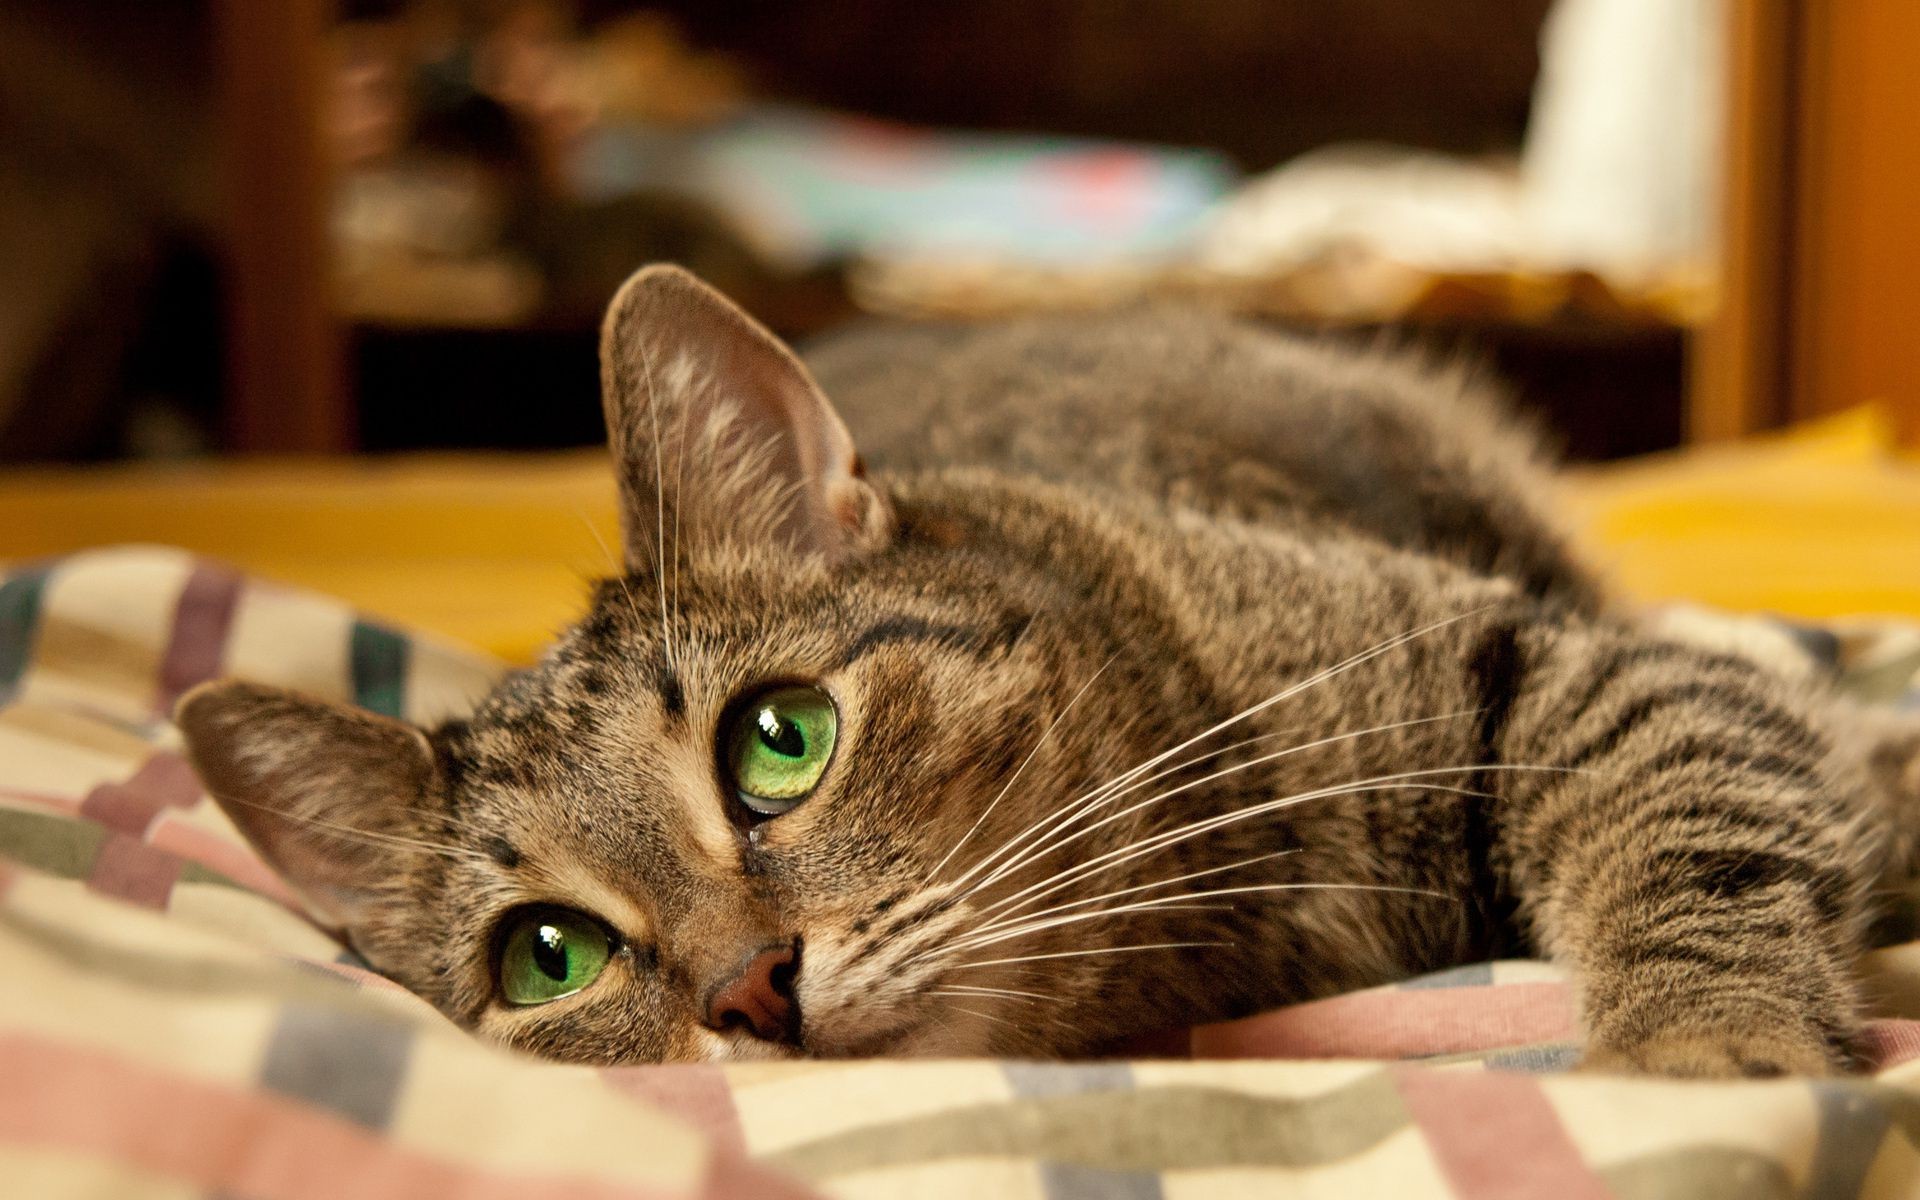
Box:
(497, 908), (613, 1005)
(723, 685), (839, 816)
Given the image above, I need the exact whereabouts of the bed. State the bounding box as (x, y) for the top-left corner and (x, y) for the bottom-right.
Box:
(3, 410), (1919, 1198)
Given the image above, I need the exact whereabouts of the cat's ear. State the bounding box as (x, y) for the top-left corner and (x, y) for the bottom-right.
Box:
(598, 263), (892, 569)
(175, 680), (440, 933)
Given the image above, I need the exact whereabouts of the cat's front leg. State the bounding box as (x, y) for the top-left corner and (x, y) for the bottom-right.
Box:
(1488, 625), (1877, 1077)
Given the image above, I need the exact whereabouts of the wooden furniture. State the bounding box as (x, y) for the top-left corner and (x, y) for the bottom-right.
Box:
(1693, 0), (1920, 444)
(215, 0), (350, 453)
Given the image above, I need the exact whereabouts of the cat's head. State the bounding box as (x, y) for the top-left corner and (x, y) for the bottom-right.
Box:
(178, 266), (1208, 1063)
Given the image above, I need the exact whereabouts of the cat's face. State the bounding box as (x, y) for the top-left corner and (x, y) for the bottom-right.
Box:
(178, 267), (1197, 1062)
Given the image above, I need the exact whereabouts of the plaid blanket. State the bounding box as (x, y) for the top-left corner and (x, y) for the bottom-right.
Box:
(9, 546), (1920, 1199)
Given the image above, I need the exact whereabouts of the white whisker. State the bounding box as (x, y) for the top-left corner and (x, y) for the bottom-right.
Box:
(930, 652), (1120, 882)
(969, 710), (1485, 898)
(946, 880), (1452, 957)
(949, 941), (1233, 972)
(949, 727), (1311, 894)
(949, 607), (1491, 894)
(930, 984), (1064, 1004)
(211, 792), (490, 865)
(975, 849), (1299, 930)
(940, 1003), (1017, 1028)
(986, 768), (1546, 918)
(576, 509), (647, 636)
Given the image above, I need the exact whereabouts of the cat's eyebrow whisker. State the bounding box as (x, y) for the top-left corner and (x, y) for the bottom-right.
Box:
(576, 508), (648, 637)
(209, 791), (492, 865)
(966, 709), (1487, 900)
(942, 881), (1452, 958)
(929, 651), (1121, 883)
(633, 336), (679, 673)
(949, 608), (1492, 893)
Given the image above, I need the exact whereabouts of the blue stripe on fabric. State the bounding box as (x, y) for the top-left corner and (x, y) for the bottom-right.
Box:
(258, 1001), (414, 1129)
(1804, 1082), (1892, 1200)
(349, 620), (410, 717)
(1002, 1062), (1165, 1200)
(0, 566), (50, 700)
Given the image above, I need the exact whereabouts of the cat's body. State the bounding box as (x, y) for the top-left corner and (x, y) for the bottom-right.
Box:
(181, 267), (1920, 1075)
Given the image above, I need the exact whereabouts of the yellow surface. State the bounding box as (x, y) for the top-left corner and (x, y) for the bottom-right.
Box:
(1563, 407), (1920, 620)
(1, 410), (1916, 665)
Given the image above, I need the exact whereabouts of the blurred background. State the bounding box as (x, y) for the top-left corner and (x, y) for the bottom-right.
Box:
(8, 0), (1913, 469)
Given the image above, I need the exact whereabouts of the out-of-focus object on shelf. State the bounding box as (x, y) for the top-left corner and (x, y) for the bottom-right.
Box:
(219, 0), (349, 453)
(854, 0), (1722, 332)
(574, 106), (1236, 273)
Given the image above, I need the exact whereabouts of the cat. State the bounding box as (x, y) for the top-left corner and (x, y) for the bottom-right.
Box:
(178, 264), (1920, 1075)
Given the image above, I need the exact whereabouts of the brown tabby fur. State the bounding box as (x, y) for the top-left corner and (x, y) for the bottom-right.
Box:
(179, 266), (1920, 1076)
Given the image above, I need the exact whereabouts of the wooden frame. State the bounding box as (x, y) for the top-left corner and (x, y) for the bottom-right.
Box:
(1692, 0), (1920, 444)
(216, 0), (351, 453)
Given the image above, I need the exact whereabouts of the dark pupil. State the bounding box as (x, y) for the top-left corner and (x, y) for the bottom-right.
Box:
(757, 707), (806, 758)
(532, 924), (569, 981)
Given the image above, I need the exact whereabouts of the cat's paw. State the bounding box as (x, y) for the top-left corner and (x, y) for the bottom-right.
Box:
(1579, 1028), (1844, 1079)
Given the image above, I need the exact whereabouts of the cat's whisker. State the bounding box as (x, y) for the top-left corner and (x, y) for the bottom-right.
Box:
(949, 609), (1491, 893)
(929, 651), (1121, 883)
(575, 509), (647, 638)
(931, 983), (1063, 1003)
(967, 849), (1299, 933)
(947, 941), (1235, 972)
(943, 881), (1453, 958)
(985, 769), (1515, 918)
(948, 727), (1312, 896)
(210, 791), (491, 865)
(939, 1002), (1017, 1029)
(967, 709), (1486, 899)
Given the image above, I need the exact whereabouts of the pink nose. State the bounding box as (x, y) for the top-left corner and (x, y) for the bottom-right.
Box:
(703, 943), (799, 1042)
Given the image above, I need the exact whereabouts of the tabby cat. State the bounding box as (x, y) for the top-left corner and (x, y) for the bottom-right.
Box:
(178, 265), (1920, 1075)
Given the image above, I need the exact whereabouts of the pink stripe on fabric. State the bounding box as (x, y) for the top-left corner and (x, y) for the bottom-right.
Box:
(601, 1066), (748, 1156)
(0, 786), (84, 815)
(1861, 1019), (1920, 1071)
(0, 1034), (703, 1200)
(147, 812), (303, 907)
(1190, 981), (1574, 1060)
(295, 957), (414, 994)
(85, 835), (184, 910)
(0, 857), (17, 899)
(81, 753), (204, 838)
(154, 563), (243, 716)
(1395, 1066), (1610, 1200)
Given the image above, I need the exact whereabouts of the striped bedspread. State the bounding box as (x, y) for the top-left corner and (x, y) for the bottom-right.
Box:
(7, 545), (1920, 1199)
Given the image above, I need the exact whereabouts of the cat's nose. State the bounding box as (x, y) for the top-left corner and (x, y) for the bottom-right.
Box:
(702, 942), (800, 1042)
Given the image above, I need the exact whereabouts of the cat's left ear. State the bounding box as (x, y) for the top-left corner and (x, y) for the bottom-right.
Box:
(175, 680), (441, 935)
(598, 264), (892, 569)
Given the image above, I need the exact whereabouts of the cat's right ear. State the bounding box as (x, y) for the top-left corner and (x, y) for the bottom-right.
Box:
(598, 264), (893, 571)
(175, 680), (440, 934)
